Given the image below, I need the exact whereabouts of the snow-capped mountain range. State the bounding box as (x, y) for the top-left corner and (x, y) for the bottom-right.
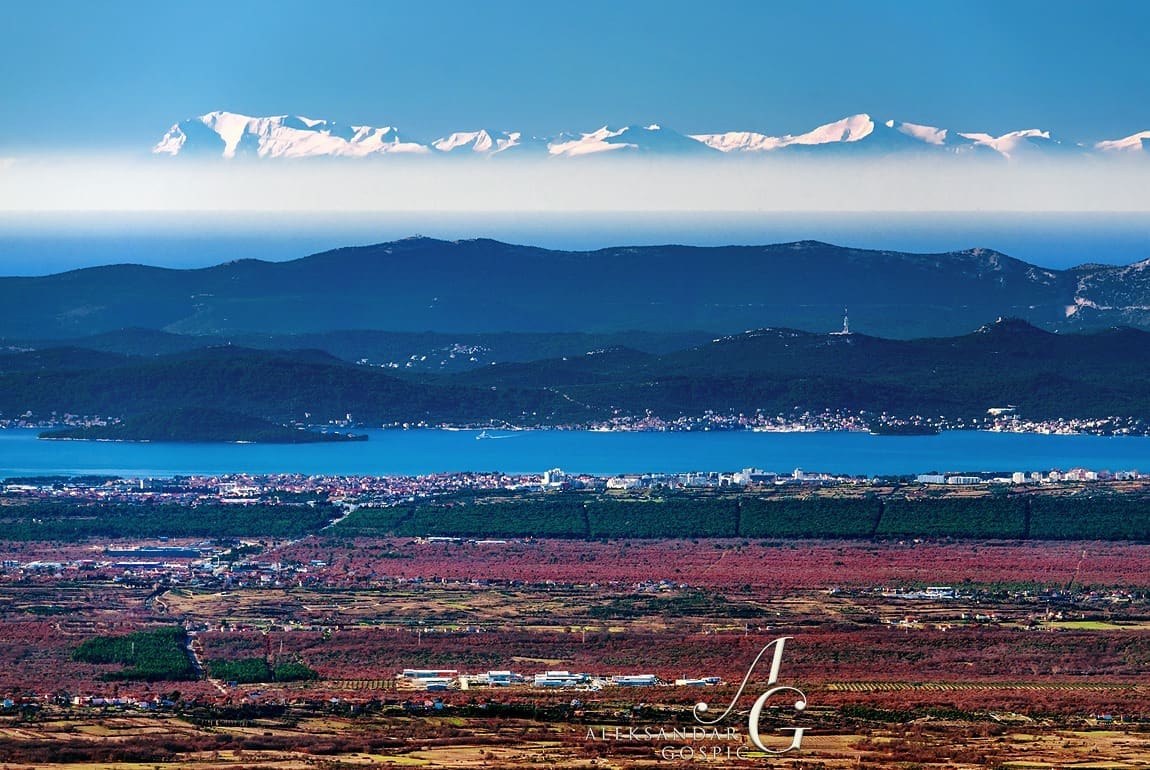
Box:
(154, 111), (1150, 160)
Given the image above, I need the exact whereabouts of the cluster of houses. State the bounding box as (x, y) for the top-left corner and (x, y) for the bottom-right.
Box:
(914, 468), (1142, 485)
(397, 668), (721, 692)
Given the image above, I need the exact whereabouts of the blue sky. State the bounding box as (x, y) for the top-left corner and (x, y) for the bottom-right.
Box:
(3, 0), (1150, 153)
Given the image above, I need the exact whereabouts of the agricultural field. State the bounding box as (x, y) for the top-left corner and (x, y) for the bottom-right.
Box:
(0, 536), (1147, 767)
(275, 536), (1150, 590)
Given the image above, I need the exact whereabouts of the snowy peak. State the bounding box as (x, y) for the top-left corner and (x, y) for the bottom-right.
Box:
(431, 129), (537, 155)
(547, 126), (630, 156)
(690, 131), (787, 152)
(694, 114), (956, 155)
(792, 113), (876, 144)
(153, 111), (1146, 161)
(697, 116), (1080, 159)
(547, 124), (718, 157)
(886, 119), (948, 145)
(690, 114), (878, 153)
(1096, 130), (1150, 154)
(154, 111), (430, 158)
(955, 128), (1078, 159)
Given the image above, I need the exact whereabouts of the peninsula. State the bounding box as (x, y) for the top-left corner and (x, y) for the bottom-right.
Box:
(38, 408), (367, 444)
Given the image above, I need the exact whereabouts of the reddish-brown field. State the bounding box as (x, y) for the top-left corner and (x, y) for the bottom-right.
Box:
(274, 536), (1150, 590)
(1, 536), (1147, 767)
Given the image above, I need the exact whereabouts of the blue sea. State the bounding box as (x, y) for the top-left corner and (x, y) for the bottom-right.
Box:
(2, 428), (1147, 478)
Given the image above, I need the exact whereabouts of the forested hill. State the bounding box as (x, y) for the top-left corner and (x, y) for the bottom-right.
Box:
(427, 319), (1150, 423)
(0, 346), (582, 427)
(4, 237), (1150, 339)
(39, 407), (367, 443)
(3, 320), (1150, 428)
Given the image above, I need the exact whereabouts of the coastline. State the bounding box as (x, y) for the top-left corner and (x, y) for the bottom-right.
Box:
(14, 422), (1148, 439)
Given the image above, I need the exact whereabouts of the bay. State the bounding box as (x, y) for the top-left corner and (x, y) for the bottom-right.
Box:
(0, 428), (1147, 478)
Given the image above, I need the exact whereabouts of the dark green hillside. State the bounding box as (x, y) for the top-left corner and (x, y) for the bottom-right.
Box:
(0, 346), (129, 373)
(0, 346), (594, 426)
(434, 320), (1150, 422)
(3, 320), (1150, 428)
(39, 407), (366, 443)
(17, 328), (226, 357)
(10, 327), (711, 372)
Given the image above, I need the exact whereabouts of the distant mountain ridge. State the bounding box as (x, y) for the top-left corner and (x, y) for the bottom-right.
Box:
(4, 238), (1150, 340)
(154, 111), (1150, 160)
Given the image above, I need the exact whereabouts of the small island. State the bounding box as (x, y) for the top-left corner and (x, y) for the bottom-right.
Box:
(39, 408), (368, 444)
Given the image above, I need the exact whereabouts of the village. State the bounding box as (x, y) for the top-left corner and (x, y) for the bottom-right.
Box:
(3, 455), (1146, 507)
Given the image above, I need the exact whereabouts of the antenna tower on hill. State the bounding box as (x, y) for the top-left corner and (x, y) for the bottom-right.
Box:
(832, 308), (852, 335)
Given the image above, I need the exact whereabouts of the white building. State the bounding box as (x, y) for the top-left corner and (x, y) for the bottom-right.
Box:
(534, 671), (588, 687)
(945, 476), (983, 485)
